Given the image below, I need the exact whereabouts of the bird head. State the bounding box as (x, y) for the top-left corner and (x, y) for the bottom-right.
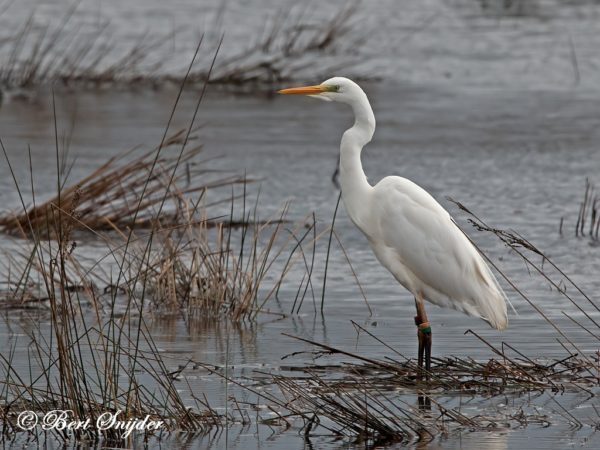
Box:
(278, 77), (363, 105)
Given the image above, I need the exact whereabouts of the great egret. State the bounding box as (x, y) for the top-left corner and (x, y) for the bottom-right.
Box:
(279, 77), (509, 374)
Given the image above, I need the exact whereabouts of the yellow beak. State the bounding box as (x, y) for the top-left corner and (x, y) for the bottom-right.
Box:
(278, 85), (326, 95)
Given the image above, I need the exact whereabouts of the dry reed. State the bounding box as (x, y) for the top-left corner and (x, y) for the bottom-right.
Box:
(0, 1), (365, 89)
(0, 130), (249, 237)
(0, 35), (321, 446)
(189, 198), (600, 445)
(570, 178), (600, 240)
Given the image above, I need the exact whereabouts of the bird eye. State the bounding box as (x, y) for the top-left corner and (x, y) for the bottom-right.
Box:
(334, 85), (341, 92)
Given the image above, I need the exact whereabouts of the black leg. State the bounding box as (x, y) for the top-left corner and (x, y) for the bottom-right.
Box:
(423, 330), (432, 373)
(418, 394), (431, 411)
(417, 326), (424, 376)
(414, 294), (432, 381)
(417, 326), (432, 380)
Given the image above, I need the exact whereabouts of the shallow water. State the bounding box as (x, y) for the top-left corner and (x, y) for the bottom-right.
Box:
(1, 1), (600, 448)
(1, 82), (599, 449)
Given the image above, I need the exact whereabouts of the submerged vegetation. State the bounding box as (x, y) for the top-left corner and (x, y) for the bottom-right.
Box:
(264, 331), (598, 445)
(556, 178), (600, 241)
(573, 179), (599, 241)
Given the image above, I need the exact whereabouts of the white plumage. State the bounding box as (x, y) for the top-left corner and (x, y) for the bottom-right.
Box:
(368, 176), (508, 330)
(279, 77), (509, 369)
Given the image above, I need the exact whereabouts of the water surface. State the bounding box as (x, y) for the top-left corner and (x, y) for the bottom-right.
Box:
(1, 82), (599, 448)
(1, 0), (600, 448)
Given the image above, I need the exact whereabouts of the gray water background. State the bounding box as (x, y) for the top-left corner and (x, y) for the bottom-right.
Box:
(1, 0), (600, 448)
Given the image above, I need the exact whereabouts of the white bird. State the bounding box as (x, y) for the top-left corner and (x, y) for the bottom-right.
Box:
(279, 77), (509, 374)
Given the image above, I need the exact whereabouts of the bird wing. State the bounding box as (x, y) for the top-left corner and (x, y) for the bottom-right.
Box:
(371, 176), (508, 329)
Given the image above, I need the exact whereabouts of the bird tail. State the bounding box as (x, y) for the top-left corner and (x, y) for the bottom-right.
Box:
(452, 218), (514, 331)
(474, 258), (512, 331)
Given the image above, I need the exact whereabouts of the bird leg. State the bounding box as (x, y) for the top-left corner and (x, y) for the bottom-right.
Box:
(417, 394), (431, 412)
(414, 295), (432, 380)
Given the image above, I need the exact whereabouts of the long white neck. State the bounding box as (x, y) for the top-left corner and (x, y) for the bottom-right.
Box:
(339, 90), (376, 231)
